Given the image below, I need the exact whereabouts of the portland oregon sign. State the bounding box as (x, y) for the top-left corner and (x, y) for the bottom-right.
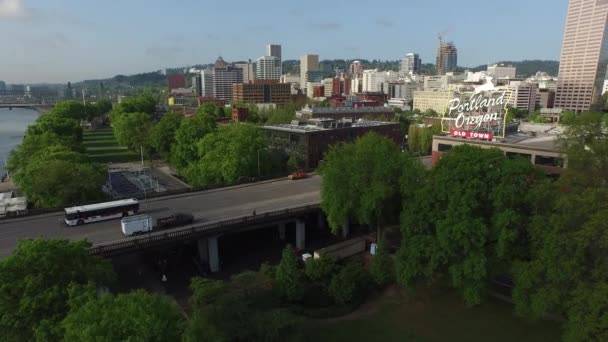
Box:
(441, 77), (513, 140)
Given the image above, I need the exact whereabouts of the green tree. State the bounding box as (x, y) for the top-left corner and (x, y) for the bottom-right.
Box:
(149, 111), (183, 159)
(13, 147), (105, 207)
(171, 113), (217, 172)
(27, 113), (83, 143)
(511, 113), (608, 340)
(370, 247), (394, 286)
(190, 277), (225, 307)
(7, 132), (83, 174)
(188, 271), (295, 342)
(115, 94), (156, 114)
(62, 286), (184, 342)
(184, 123), (266, 186)
(0, 239), (115, 341)
(198, 103), (217, 117)
(112, 112), (153, 150)
(51, 100), (86, 120)
(397, 145), (541, 305)
(321, 133), (415, 242)
(275, 245), (304, 302)
(305, 257), (338, 288)
(95, 98), (113, 116)
(328, 262), (371, 305)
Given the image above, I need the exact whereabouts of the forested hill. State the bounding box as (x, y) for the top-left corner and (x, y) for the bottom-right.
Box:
(72, 60), (558, 90)
(468, 60), (560, 78)
(283, 59), (559, 78)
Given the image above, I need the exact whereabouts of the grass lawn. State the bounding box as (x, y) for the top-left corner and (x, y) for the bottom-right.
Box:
(83, 128), (140, 163)
(291, 286), (561, 342)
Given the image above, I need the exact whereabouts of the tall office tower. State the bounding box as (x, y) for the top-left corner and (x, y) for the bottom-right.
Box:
(201, 69), (214, 97)
(400, 53), (421, 74)
(555, 0), (608, 111)
(235, 61), (256, 83)
(266, 44), (282, 76)
(256, 56), (281, 80)
(213, 57), (243, 101)
(300, 54), (320, 92)
(436, 38), (458, 75)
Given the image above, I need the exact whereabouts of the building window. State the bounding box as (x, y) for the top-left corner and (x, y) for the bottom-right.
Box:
(506, 152), (532, 161)
(535, 155), (564, 167)
(438, 143), (452, 152)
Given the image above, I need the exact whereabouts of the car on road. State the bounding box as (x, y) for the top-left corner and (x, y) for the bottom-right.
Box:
(156, 212), (195, 230)
(288, 172), (308, 180)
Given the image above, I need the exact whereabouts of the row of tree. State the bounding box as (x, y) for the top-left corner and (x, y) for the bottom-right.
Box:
(319, 112), (608, 340)
(109, 97), (299, 186)
(8, 100), (113, 207)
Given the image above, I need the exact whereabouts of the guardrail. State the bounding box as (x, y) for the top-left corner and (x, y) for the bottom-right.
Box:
(89, 204), (321, 257)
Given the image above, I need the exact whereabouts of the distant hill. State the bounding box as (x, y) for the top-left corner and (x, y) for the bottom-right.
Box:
(468, 60), (559, 78)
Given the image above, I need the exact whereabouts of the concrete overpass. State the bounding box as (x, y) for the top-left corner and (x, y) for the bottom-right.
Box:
(0, 176), (323, 271)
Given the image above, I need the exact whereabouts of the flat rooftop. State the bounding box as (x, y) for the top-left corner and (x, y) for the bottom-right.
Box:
(263, 119), (397, 134)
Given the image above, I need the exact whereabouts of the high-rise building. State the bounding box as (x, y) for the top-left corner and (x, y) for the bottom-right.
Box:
(555, 0), (608, 111)
(349, 61), (364, 76)
(201, 69), (214, 97)
(436, 40), (458, 75)
(168, 73), (186, 91)
(400, 53), (421, 75)
(0, 81), (5, 92)
(235, 61), (256, 83)
(213, 57), (243, 101)
(266, 44), (282, 71)
(267, 44), (281, 59)
(508, 82), (539, 114)
(256, 56), (281, 80)
(300, 54), (319, 93)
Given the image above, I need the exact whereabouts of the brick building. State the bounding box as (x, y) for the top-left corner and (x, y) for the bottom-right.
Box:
(167, 73), (186, 91)
(262, 118), (401, 169)
(232, 80), (291, 105)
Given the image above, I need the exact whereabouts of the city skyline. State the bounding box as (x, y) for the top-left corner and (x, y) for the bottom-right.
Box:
(1, 0), (567, 83)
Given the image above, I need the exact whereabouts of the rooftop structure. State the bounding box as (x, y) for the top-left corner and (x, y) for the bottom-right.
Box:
(296, 105), (394, 121)
(263, 118), (401, 169)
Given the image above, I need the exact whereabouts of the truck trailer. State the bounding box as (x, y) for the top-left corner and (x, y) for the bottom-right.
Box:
(120, 212), (194, 236)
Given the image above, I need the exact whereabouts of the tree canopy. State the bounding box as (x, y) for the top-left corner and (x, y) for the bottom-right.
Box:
(0, 239), (115, 341)
(320, 132), (419, 239)
(511, 112), (608, 341)
(183, 123), (266, 186)
(149, 111), (183, 160)
(61, 286), (184, 342)
(397, 145), (542, 305)
(170, 112), (217, 172)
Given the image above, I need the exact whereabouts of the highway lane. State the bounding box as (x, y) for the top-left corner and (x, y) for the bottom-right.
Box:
(0, 176), (321, 257)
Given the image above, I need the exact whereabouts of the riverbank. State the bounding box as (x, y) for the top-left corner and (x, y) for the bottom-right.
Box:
(0, 108), (40, 175)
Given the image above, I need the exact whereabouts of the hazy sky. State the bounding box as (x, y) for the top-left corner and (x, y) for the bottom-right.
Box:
(0, 0), (568, 84)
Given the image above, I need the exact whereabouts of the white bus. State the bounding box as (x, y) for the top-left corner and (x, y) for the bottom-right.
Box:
(64, 198), (140, 226)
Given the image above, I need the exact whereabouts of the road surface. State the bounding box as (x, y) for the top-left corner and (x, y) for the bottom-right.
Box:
(0, 176), (321, 257)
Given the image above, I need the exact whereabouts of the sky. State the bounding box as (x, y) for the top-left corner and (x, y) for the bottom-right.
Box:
(0, 0), (569, 84)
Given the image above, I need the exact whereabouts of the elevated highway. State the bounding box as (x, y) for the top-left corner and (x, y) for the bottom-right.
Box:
(0, 176), (322, 258)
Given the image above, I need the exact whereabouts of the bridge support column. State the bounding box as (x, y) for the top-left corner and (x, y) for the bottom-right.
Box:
(296, 220), (306, 250)
(197, 236), (221, 273)
(317, 211), (326, 230)
(278, 222), (286, 240)
(208, 236), (220, 273)
(342, 219), (350, 238)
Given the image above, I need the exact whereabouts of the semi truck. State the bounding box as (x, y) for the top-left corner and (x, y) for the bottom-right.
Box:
(121, 212), (194, 236)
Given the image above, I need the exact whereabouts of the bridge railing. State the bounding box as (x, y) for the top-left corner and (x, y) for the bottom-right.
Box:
(89, 204), (320, 257)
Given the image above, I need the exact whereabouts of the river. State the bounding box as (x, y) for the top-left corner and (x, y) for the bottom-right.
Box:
(0, 108), (40, 176)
